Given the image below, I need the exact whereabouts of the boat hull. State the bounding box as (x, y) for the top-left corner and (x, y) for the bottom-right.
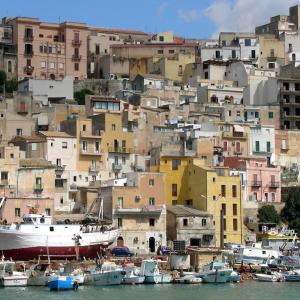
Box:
(84, 271), (124, 286)
(201, 270), (232, 283)
(0, 276), (28, 287)
(1, 244), (107, 260)
(48, 276), (74, 291)
(123, 276), (145, 284)
(144, 274), (172, 284)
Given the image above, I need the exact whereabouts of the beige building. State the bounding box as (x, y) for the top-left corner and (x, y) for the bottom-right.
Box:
(12, 17), (89, 80)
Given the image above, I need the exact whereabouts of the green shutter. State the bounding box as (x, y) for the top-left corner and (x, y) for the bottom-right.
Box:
(255, 141), (260, 152)
(268, 112), (273, 119)
(267, 141), (271, 152)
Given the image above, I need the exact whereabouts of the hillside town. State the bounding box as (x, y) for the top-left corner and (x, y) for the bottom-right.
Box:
(1, 4), (300, 264)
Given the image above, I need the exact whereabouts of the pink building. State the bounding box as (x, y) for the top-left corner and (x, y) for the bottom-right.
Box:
(246, 158), (281, 203)
(12, 17), (89, 80)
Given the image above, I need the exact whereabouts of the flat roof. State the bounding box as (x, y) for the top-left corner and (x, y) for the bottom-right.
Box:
(167, 205), (212, 217)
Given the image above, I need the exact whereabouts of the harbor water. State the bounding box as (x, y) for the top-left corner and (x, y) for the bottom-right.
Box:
(0, 281), (300, 300)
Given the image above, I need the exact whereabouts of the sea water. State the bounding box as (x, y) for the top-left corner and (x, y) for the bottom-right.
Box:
(0, 281), (300, 300)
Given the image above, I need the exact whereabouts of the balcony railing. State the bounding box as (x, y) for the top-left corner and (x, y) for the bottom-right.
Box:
(222, 131), (247, 139)
(72, 39), (82, 46)
(268, 181), (280, 188)
(72, 54), (81, 61)
(80, 149), (101, 156)
(24, 35), (34, 42)
(0, 180), (8, 186)
(23, 66), (34, 74)
(112, 163), (122, 171)
(89, 165), (100, 173)
(55, 165), (65, 174)
(251, 181), (262, 187)
(108, 146), (133, 154)
(34, 183), (43, 192)
(24, 51), (34, 57)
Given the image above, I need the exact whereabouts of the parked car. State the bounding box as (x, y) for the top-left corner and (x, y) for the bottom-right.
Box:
(111, 247), (134, 257)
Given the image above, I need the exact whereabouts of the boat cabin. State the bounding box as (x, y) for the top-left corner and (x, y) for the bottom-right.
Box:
(22, 214), (52, 225)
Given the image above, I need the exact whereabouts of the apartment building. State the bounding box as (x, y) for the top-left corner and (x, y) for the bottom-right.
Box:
(11, 17), (89, 80)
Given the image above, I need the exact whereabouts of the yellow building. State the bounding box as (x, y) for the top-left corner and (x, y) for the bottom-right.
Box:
(151, 155), (243, 247)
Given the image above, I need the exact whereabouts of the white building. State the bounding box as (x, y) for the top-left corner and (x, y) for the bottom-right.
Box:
(248, 125), (276, 164)
(18, 76), (74, 104)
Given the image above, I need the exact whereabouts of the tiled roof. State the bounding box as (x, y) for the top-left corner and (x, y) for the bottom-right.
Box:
(9, 135), (46, 143)
(39, 131), (75, 138)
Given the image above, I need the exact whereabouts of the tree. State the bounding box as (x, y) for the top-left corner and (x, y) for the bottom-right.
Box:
(5, 78), (18, 93)
(281, 188), (300, 235)
(74, 89), (94, 105)
(257, 205), (280, 224)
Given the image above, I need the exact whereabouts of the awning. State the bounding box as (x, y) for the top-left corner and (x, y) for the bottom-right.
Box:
(233, 124), (244, 132)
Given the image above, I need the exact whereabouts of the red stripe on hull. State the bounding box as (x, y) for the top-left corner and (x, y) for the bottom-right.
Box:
(1, 244), (109, 260)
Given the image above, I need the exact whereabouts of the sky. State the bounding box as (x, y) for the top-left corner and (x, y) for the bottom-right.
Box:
(1, 0), (300, 38)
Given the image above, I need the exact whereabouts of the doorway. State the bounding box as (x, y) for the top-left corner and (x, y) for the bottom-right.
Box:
(149, 237), (155, 253)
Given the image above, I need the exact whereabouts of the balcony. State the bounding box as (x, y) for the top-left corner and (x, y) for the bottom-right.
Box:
(24, 35), (34, 42)
(80, 132), (102, 139)
(268, 181), (280, 188)
(23, 66), (34, 74)
(0, 180), (8, 186)
(89, 165), (100, 173)
(72, 54), (81, 61)
(24, 51), (34, 57)
(72, 39), (82, 46)
(267, 55), (277, 61)
(222, 131), (247, 139)
(34, 184), (43, 192)
(55, 165), (65, 175)
(80, 149), (101, 156)
(114, 204), (164, 215)
(251, 181), (262, 187)
(108, 146), (133, 154)
(69, 183), (77, 191)
(112, 163), (122, 171)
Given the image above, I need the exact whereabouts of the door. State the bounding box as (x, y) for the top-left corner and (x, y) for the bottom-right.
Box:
(149, 237), (155, 253)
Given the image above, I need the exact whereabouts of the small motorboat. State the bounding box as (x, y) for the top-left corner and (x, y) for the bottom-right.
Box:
(123, 267), (145, 284)
(0, 260), (28, 287)
(48, 275), (76, 291)
(141, 260), (172, 284)
(283, 270), (300, 281)
(197, 262), (233, 283)
(255, 272), (284, 282)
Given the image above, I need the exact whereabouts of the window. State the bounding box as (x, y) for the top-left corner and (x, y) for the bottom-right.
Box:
(16, 128), (22, 136)
(264, 193), (269, 202)
(269, 62), (275, 69)
(159, 36), (164, 42)
(149, 197), (155, 205)
(60, 197), (64, 204)
(223, 141), (228, 151)
(15, 208), (21, 217)
(7, 60), (12, 73)
(172, 200), (177, 205)
(149, 179), (154, 186)
(82, 124), (86, 132)
(94, 141), (99, 153)
(74, 63), (79, 71)
(245, 39), (251, 46)
(223, 218), (227, 231)
(254, 111), (259, 118)
(172, 159), (181, 170)
(221, 203), (226, 216)
(45, 208), (51, 216)
(62, 142), (68, 149)
(251, 50), (256, 59)
(157, 49), (163, 54)
(73, 176), (77, 182)
(149, 218), (155, 227)
(59, 63), (64, 70)
(55, 179), (64, 187)
(233, 219), (238, 231)
(233, 204), (237, 216)
(49, 62), (55, 69)
(232, 185), (237, 198)
(271, 193), (276, 202)
(202, 218), (207, 227)
(172, 184), (177, 196)
(255, 141), (260, 152)
(268, 112), (274, 119)
(112, 124), (116, 131)
(117, 218), (123, 228)
(117, 197), (123, 208)
(10, 153), (14, 159)
(169, 49), (175, 54)
(215, 50), (221, 58)
(122, 156), (126, 165)
(221, 185), (226, 197)
(41, 61), (46, 68)
(266, 141), (271, 153)
(95, 44), (100, 55)
(178, 65), (183, 75)
(232, 50), (236, 59)
(82, 141), (87, 152)
(183, 218), (188, 226)
(50, 226), (54, 232)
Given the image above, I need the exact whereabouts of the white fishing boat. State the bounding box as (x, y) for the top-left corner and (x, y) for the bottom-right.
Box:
(84, 262), (125, 286)
(0, 260), (28, 287)
(141, 260), (172, 284)
(0, 213), (118, 260)
(123, 267), (145, 284)
(174, 275), (202, 284)
(197, 262), (233, 283)
(255, 272), (284, 282)
(228, 270), (241, 283)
